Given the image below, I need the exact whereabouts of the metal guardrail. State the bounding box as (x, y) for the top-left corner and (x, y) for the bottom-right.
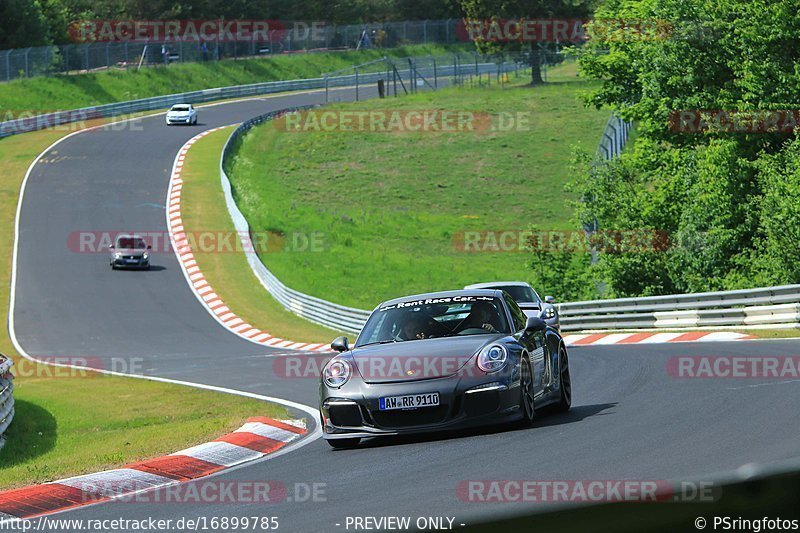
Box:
(0, 355), (14, 451)
(0, 20), (461, 81)
(221, 108), (371, 335)
(596, 113), (632, 160)
(558, 285), (800, 331)
(0, 52), (507, 140)
(220, 59), (520, 334)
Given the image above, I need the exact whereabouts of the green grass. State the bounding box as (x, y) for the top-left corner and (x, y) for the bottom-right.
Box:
(0, 120), (287, 490)
(227, 61), (609, 309)
(180, 127), (348, 342)
(0, 44), (466, 112)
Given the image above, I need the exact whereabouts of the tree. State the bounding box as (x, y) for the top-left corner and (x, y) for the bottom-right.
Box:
(458, 0), (595, 84)
(570, 0), (800, 296)
(0, 0), (51, 48)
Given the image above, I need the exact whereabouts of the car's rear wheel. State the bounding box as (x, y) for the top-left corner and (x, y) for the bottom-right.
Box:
(518, 356), (535, 425)
(554, 346), (572, 412)
(327, 438), (360, 449)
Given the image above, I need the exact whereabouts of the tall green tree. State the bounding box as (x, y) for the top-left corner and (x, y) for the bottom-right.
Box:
(570, 0), (800, 296)
(458, 0), (594, 84)
(0, 0), (51, 48)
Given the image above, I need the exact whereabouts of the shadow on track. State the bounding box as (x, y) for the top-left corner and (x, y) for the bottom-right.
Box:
(347, 403), (618, 451)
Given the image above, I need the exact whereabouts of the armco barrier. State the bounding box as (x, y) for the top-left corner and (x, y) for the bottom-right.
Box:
(558, 284), (800, 331)
(0, 53), (511, 140)
(0, 355), (14, 451)
(218, 60), (520, 334)
(220, 108), (371, 335)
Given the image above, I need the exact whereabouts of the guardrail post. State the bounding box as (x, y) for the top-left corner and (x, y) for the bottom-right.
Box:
(433, 58), (437, 88)
(105, 42), (110, 69)
(355, 66), (359, 101)
(24, 48), (31, 78)
(324, 75), (329, 103)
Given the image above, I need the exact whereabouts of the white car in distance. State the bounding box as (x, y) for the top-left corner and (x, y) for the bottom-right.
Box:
(165, 104), (198, 125)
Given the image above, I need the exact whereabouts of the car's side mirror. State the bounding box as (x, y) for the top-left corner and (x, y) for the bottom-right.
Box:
(109, 245), (114, 249)
(524, 316), (547, 334)
(331, 336), (350, 353)
(544, 295), (556, 304)
(147, 245), (152, 249)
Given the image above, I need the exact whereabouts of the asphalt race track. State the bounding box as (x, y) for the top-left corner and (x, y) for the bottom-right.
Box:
(10, 84), (800, 531)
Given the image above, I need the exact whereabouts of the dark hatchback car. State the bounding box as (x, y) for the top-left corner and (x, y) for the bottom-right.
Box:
(109, 234), (151, 270)
(319, 290), (572, 449)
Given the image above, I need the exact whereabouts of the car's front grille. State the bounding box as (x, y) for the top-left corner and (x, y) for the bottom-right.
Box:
(328, 403), (363, 427)
(463, 391), (500, 417)
(371, 405), (449, 429)
(123, 255), (139, 260)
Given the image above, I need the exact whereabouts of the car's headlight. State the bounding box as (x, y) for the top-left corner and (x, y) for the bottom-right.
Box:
(542, 307), (556, 319)
(477, 344), (507, 373)
(323, 358), (351, 388)
(114, 252), (122, 258)
(142, 253), (149, 260)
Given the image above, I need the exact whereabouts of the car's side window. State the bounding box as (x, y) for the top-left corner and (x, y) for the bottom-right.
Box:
(505, 294), (527, 332)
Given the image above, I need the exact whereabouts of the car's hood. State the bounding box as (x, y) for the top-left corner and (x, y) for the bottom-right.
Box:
(351, 334), (504, 383)
(168, 111), (190, 115)
(114, 248), (147, 256)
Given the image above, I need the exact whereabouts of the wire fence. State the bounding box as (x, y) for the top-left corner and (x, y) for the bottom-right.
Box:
(0, 19), (463, 82)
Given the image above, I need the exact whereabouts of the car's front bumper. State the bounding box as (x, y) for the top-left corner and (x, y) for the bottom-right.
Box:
(111, 257), (150, 269)
(166, 116), (192, 124)
(320, 372), (522, 440)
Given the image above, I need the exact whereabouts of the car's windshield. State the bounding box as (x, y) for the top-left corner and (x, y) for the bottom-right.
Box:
(171, 105), (190, 111)
(117, 237), (146, 249)
(491, 285), (538, 303)
(356, 296), (509, 346)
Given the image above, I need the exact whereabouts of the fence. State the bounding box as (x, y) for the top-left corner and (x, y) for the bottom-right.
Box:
(596, 113), (632, 159)
(0, 355), (14, 451)
(220, 58), (522, 334)
(557, 285), (800, 331)
(0, 20), (463, 82)
(0, 52), (521, 140)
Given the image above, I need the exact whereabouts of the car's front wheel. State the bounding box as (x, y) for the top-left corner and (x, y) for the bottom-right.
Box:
(327, 438), (360, 449)
(518, 356), (535, 425)
(554, 346), (572, 412)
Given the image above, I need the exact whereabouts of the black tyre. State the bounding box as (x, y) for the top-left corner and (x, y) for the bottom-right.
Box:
(327, 438), (360, 449)
(518, 356), (535, 425)
(554, 346), (572, 412)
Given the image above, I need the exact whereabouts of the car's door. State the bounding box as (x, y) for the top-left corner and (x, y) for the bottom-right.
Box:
(506, 294), (547, 398)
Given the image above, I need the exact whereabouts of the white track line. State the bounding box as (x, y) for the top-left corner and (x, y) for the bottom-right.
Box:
(6, 103), (325, 520)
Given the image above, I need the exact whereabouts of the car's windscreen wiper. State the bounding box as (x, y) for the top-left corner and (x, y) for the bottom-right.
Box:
(358, 339), (398, 347)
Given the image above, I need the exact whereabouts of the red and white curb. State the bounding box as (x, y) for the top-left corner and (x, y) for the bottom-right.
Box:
(0, 417), (305, 520)
(563, 331), (755, 346)
(167, 128), (330, 353)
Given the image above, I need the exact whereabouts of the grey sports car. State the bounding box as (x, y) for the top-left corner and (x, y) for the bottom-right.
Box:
(109, 234), (151, 270)
(319, 290), (572, 449)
